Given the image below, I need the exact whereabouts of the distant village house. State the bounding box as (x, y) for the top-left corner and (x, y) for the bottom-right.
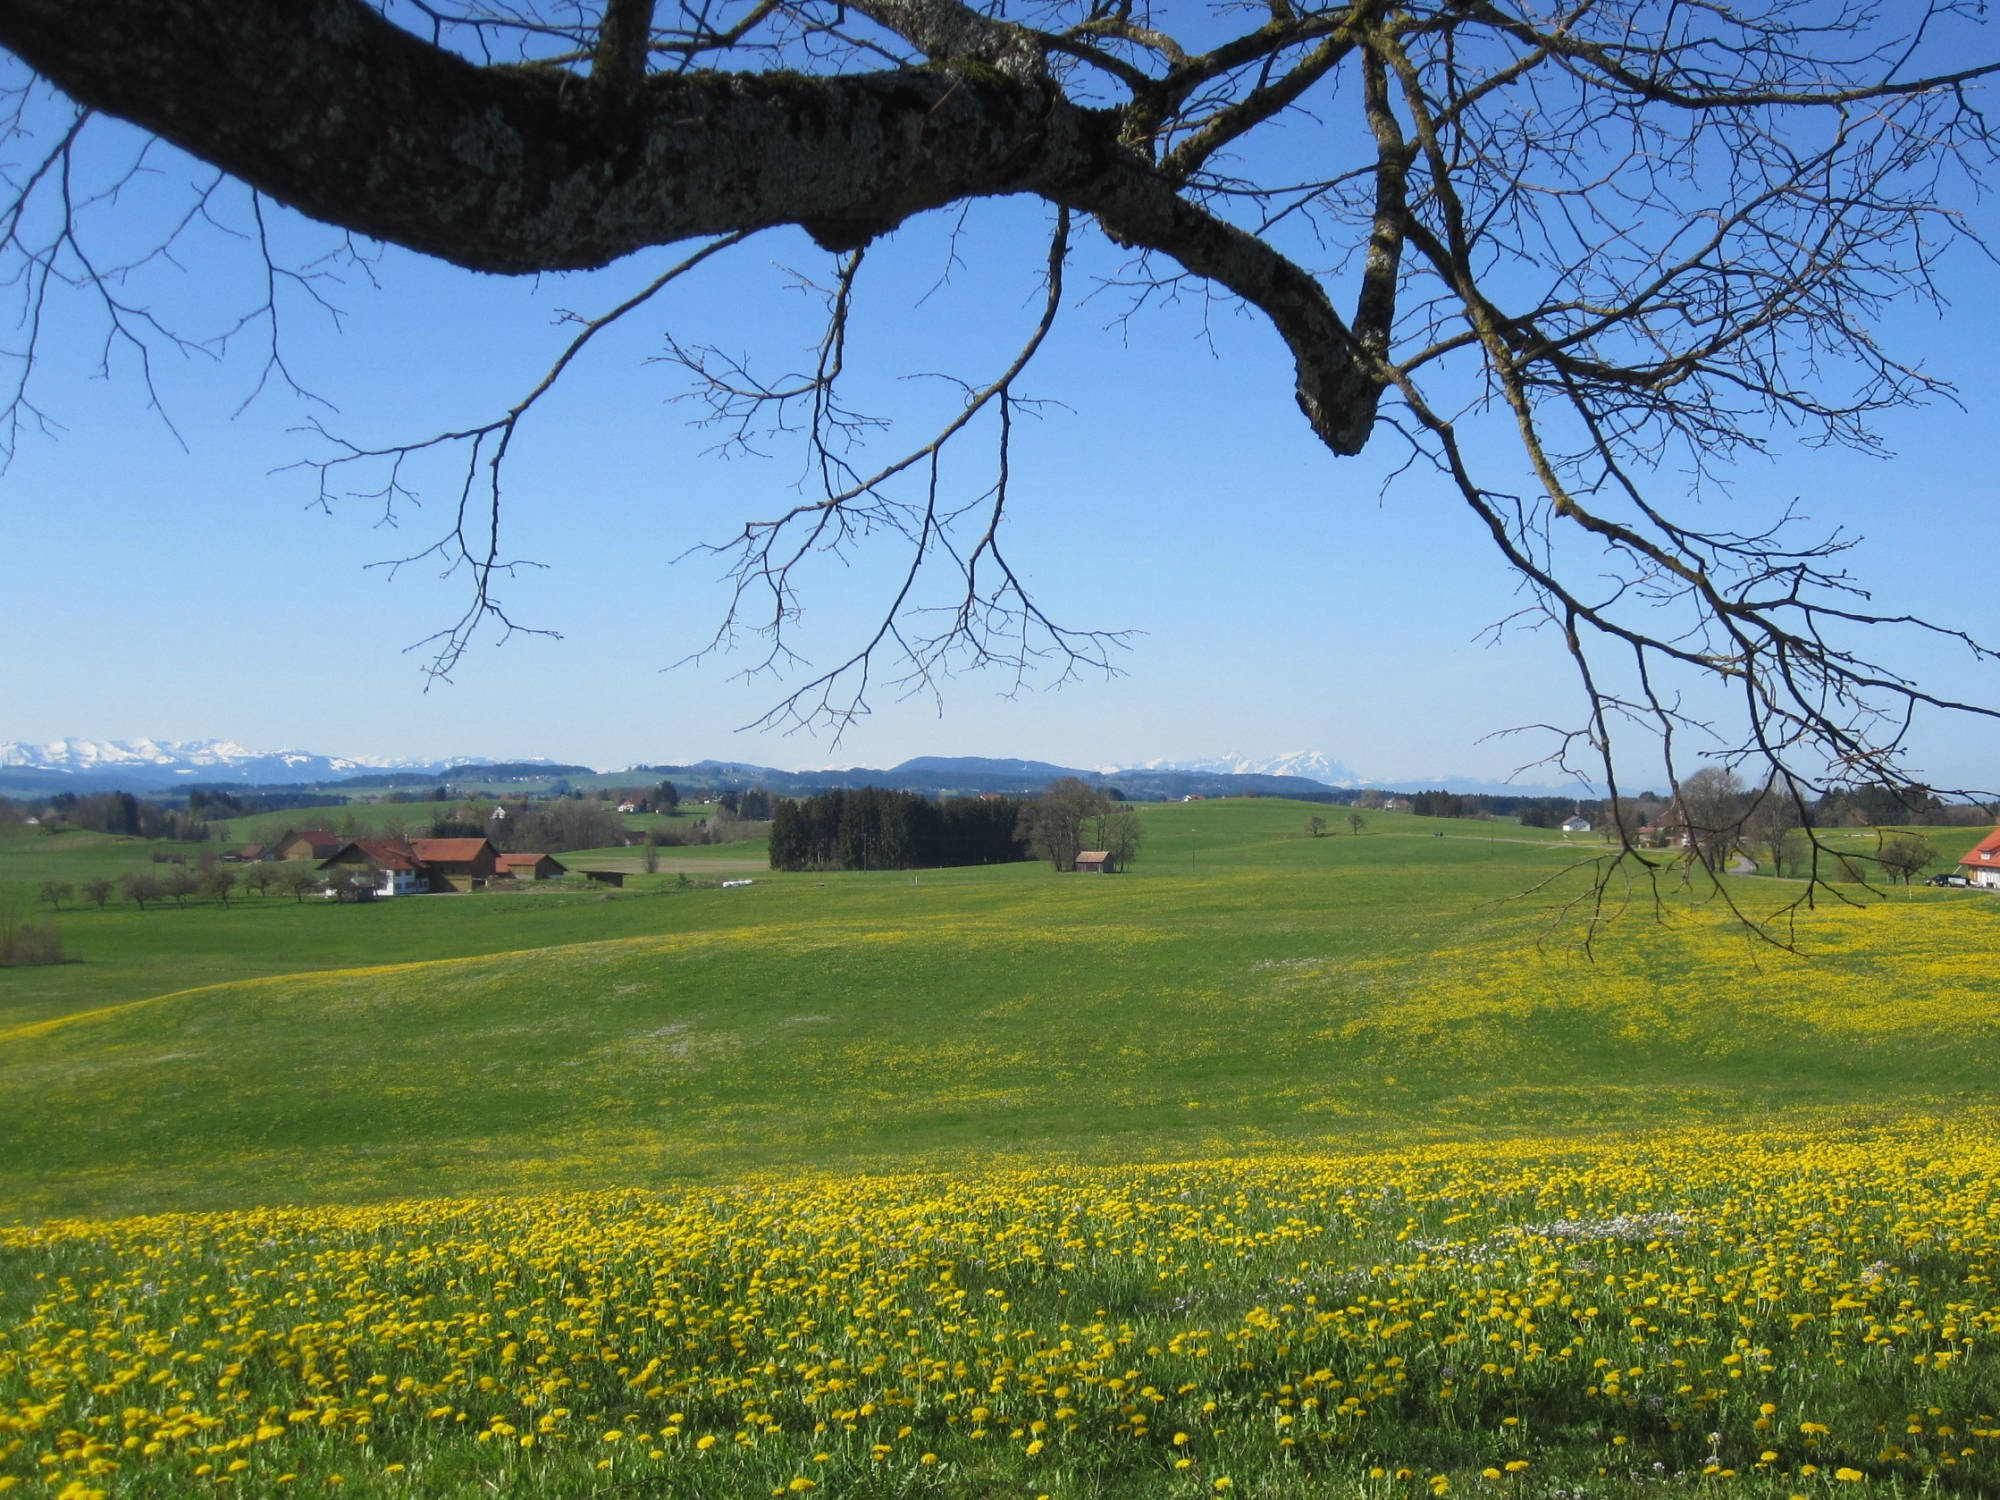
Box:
(1958, 829), (2000, 889)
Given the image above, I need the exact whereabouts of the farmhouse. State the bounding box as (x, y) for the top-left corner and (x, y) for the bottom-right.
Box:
(408, 836), (500, 891)
(319, 838), (429, 898)
(316, 836), (504, 896)
(1561, 815), (1592, 834)
(497, 852), (566, 881)
(1958, 829), (2000, 889)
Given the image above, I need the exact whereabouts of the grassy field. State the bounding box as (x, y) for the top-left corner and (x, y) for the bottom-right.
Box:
(3, 800), (1999, 1497)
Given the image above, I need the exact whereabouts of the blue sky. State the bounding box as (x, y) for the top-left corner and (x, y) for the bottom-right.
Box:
(4, 112), (2000, 791)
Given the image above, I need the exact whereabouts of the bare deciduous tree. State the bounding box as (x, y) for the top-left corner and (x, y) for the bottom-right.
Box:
(1675, 767), (1747, 876)
(5, 1), (2000, 942)
(1018, 776), (1106, 871)
(1743, 779), (1807, 879)
(282, 868), (324, 904)
(118, 872), (161, 911)
(1875, 833), (1935, 886)
(160, 867), (201, 909)
(1089, 802), (1144, 870)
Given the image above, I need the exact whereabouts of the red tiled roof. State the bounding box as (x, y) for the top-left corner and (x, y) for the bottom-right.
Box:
(497, 852), (557, 868)
(409, 838), (493, 863)
(1959, 829), (2000, 867)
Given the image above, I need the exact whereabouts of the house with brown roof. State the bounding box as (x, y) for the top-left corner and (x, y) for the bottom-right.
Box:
(408, 836), (501, 891)
(1958, 828), (2000, 889)
(277, 829), (343, 861)
(496, 852), (566, 881)
(1074, 850), (1114, 873)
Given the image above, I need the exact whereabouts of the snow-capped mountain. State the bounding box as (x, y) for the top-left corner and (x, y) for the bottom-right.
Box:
(0, 739), (468, 789)
(6, 738), (362, 773)
(1112, 751), (1364, 786)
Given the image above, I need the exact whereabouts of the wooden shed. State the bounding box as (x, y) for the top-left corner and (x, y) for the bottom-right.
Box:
(496, 852), (567, 881)
(1074, 850), (1113, 873)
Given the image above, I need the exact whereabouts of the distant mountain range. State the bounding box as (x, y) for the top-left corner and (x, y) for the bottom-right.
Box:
(0, 739), (1596, 800)
(0, 739), (503, 794)
(1109, 751), (1363, 783)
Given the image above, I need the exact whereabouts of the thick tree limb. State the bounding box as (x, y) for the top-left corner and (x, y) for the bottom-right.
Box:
(0, 0), (1386, 452)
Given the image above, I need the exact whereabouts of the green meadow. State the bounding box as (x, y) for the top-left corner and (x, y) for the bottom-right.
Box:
(7, 801), (2000, 1500)
(3, 800), (1996, 1218)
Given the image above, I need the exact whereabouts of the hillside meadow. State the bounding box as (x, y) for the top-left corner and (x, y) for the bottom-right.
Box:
(3, 799), (1999, 1497)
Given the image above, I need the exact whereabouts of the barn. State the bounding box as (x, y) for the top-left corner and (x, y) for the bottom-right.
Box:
(497, 852), (567, 881)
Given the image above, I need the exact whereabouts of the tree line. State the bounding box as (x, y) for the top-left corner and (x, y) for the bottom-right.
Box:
(769, 788), (1028, 872)
(19, 790), (212, 840)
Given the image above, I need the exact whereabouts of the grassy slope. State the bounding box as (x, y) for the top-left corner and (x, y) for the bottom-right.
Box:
(5, 799), (1998, 1218)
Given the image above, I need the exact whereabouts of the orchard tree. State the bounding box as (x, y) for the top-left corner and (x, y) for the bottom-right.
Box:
(80, 876), (113, 909)
(1875, 833), (1935, 886)
(118, 872), (161, 911)
(161, 867), (201, 909)
(282, 868), (325, 903)
(36, 880), (72, 911)
(7, 1), (2000, 940)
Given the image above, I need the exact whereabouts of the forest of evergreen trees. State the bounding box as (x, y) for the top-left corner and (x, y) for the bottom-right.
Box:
(768, 788), (1028, 871)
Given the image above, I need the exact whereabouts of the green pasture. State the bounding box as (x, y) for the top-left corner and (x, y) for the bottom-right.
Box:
(4, 799), (1997, 1219)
